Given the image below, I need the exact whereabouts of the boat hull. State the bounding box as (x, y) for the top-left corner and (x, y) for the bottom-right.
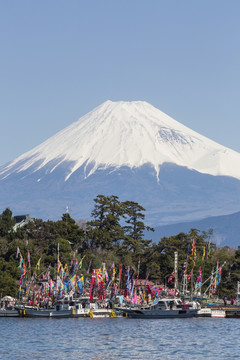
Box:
(19, 307), (91, 318)
(119, 308), (197, 319)
(226, 310), (240, 318)
(23, 309), (73, 318)
(0, 309), (19, 317)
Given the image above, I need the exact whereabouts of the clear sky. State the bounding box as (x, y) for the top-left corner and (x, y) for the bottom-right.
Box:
(0, 1), (240, 166)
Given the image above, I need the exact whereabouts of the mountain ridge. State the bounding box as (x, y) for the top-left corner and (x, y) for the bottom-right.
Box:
(150, 210), (240, 248)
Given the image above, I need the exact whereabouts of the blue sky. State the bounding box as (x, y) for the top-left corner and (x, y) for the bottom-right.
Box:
(0, 1), (240, 165)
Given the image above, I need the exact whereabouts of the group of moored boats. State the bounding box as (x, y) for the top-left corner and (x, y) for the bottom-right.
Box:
(1, 296), (239, 319)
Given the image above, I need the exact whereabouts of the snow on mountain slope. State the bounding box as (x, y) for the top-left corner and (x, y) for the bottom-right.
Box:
(1, 100), (240, 181)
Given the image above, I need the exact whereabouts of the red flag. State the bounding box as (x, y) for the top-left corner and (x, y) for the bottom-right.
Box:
(187, 269), (193, 281)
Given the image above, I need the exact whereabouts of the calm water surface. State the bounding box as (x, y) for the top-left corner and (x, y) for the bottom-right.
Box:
(0, 317), (239, 359)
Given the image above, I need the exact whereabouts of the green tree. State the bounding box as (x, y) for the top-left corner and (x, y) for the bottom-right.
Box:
(0, 257), (18, 297)
(122, 201), (153, 256)
(87, 195), (125, 249)
(0, 208), (16, 240)
(56, 213), (85, 248)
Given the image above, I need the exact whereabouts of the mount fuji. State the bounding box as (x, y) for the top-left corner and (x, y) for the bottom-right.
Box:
(1, 100), (240, 226)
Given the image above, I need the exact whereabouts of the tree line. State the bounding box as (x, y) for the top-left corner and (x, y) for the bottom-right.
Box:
(0, 194), (239, 299)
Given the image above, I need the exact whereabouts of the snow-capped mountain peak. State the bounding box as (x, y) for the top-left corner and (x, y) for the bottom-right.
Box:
(1, 100), (240, 181)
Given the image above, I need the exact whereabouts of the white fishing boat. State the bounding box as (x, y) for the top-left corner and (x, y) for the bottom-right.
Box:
(88, 308), (116, 318)
(211, 309), (226, 318)
(197, 307), (212, 317)
(86, 302), (117, 318)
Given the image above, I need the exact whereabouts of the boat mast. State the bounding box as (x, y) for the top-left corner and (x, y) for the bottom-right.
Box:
(174, 251), (178, 291)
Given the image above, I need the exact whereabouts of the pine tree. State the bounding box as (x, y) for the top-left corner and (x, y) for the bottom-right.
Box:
(122, 201), (153, 256)
(87, 195), (125, 249)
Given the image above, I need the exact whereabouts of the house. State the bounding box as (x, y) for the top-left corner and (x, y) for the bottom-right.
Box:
(13, 214), (33, 231)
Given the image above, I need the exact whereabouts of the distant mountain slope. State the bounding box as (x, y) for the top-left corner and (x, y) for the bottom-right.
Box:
(0, 100), (240, 224)
(150, 211), (240, 248)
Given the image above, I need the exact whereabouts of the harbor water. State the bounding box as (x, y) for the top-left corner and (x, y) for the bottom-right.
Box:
(0, 317), (239, 359)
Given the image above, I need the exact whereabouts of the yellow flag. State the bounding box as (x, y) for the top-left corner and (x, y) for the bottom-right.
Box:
(35, 257), (41, 271)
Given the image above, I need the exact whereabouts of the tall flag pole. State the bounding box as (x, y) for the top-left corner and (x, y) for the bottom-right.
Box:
(174, 251), (178, 290)
(57, 242), (60, 276)
(137, 256), (141, 282)
(87, 258), (92, 274)
(118, 264), (122, 292)
(27, 250), (31, 277)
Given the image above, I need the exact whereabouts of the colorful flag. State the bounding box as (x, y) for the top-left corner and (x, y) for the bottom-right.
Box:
(190, 236), (196, 260)
(196, 267), (202, 288)
(57, 259), (63, 273)
(90, 270), (96, 301)
(167, 270), (175, 284)
(216, 266), (222, 286)
(27, 250), (31, 269)
(111, 263), (115, 283)
(182, 258), (188, 275)
(77, 276), (84, 295)
(79, 255), (86, 269)
(208, 239), (211, 255)
(187, 269), (193, 281)
(206, 239), (211, 259)
(118, 264), (122, 291)
(35, 257), (41, 271)
(18, 255), (24, 269)
(16, 247), (20, 259)
(69, 274), (77, 289)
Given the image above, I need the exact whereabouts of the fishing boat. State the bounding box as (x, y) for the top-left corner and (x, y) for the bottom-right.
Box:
(196, 307), (212, 317)
(116, 298), (198, 319)
(225, 309), (240, 318)
(87, 302), (117, 318)
(16, 297), (90, 318)
(0, 296), (19, 317)
(211, 309), (226, 318)
(0, 309), (19, 317)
